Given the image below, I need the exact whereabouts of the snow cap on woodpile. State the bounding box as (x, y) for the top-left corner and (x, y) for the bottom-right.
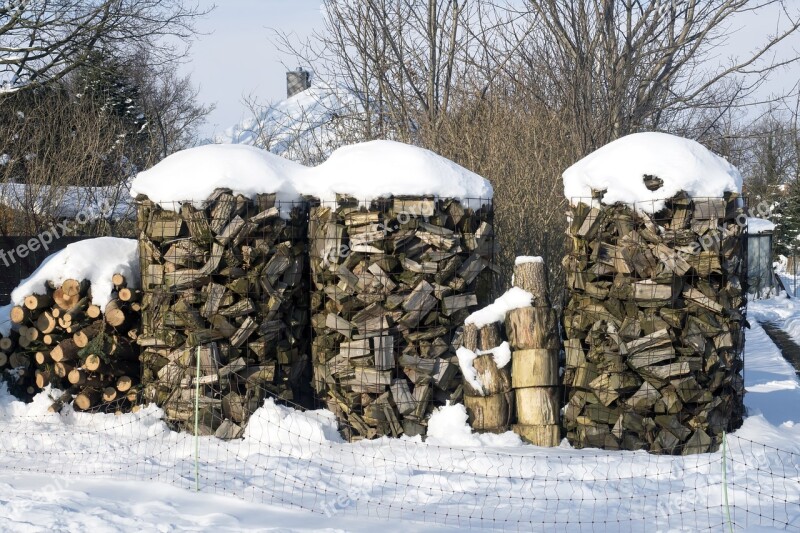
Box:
(563, 132), (742, 213)
(132, 140), (492, 210)
(299, 139), (493, 206)
(130, 144), (306, 210)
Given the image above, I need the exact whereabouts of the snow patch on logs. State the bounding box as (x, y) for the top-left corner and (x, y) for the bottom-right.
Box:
(514, 256), (543, 265)
(456, 346), (484, 395)
(456, 341), (512, 395)
(300, 140), (493, 207)
(465, 287), (533, 329)
(1, 238), (138, 336)
(563, 132), (742, 213)
(131, 144), (306, 214)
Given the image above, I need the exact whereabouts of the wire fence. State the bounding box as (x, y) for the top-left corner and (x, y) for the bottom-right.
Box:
(0, 387), (798, 531)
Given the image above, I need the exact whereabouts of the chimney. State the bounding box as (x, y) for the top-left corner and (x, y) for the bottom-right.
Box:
(286, 67), (311, 98)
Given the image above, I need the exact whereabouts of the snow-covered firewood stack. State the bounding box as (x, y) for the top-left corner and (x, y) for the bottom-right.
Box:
(561, 133), (747, 454)
(0, 238), (142, 412)
(131, 146), (312, 439)
(310, 196), (493, 440)
(306, 142), (495, 440)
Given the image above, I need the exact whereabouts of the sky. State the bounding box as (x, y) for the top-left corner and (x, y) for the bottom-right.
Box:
(184, 1), (800, 141)
(184, 0), (324, 140)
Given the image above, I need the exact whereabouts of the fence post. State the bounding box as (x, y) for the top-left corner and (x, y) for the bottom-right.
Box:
(722, 431), (733, 533)
(194, 345), (201, 492)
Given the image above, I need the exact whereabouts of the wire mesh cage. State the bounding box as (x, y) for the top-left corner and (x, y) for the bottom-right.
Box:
(562, 193), (747, 454)
(136, 190), (312, 438)
(308, 195), (494, 441)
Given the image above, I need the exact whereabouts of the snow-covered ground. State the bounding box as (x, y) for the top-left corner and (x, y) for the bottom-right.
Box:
(0, 182), (134, 221)
(0, 289), (799, 531)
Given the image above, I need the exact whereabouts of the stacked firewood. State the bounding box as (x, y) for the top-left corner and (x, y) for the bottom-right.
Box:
(136, 189), (311, 439)
(5, 274), (142, 412)
(562, 192), (746, 454)
(309, 195), (493, 440)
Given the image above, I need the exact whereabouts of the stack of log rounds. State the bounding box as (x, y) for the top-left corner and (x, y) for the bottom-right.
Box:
(136, 189), (311, 439)
(5, 275), (142, 413)
(309, 195), (494, 441)
(507, 259), (560, 446)
(460, 322), (513, 433)
(562, 193), (746, 454)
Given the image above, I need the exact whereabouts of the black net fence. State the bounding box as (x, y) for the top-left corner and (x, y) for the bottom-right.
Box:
(0, 391), (797, 531)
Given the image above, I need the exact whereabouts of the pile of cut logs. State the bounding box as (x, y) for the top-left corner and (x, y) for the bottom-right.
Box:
(562, 192), (746, 454)
(309, 195), (493, 440)
(458, 258), (561, 446)
(5, 274), (142, 412)
(136, 190), (311, 439)
(459, 321), (513, 434)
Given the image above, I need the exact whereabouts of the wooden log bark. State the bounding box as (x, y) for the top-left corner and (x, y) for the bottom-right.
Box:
(515, 387), (560, 425)
(513, 259), (548, 303)
(512, 424), (560, 447)
(511, 349), (559, 388)
(562, 193), (746, 454)
(136, 190), (311, 437)
(310, 196), (493, 441)
(505, 307), (560, 350)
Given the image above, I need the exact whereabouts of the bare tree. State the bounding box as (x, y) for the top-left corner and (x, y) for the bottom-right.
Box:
(273, 0), (506, 142)
(275, 0), (800, 296)
(0, 0), (209, 94)
(515, 0), (800, 152)
(0, 88), (135, 235)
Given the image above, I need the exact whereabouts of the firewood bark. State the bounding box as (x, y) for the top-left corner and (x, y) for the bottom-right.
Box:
(310, 196), (493, 441)
(136, 190), (311, 437)
(562, 192), (746, 454)
(513, 260), (548, 304)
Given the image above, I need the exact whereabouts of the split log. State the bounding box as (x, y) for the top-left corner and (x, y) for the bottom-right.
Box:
(562, 192), (746, 454)
(136, 190), (311, 437)
(310, 195), (493, 440)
